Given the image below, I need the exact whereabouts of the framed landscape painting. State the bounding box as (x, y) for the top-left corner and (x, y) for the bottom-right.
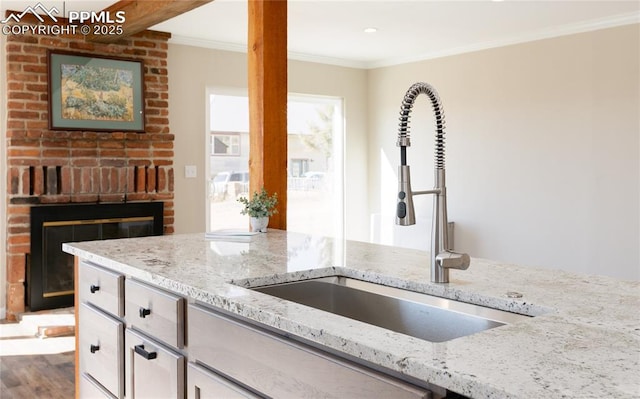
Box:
(48, 51), (145, 132)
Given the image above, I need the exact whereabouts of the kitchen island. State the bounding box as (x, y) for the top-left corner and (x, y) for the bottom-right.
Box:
(63, 230), (639, 398)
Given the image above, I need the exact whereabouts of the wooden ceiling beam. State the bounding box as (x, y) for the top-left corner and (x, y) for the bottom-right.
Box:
(85, 0), (212, 43)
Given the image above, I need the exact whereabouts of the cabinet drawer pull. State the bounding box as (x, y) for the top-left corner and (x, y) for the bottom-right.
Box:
(134, 344), (157, 360)
(90, 344), (100, 353)
(90, 284), (100, 293)
(139, 307), (151, 318)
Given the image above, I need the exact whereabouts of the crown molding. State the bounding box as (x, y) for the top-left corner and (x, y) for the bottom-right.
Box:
(367, 12), (640, 69)
(168, 35), (246, 53)
(288, 51), (369, 69)
(367, 11), (640, 69)
(168, 11), (640, 70)
(168, 35), (368, 69)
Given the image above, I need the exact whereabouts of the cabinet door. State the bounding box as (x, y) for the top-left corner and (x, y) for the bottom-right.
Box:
(187, 363), (261, 399)
(125, 279), (184, 349)
(79, 303), (124, 399)
(79, 261), (124, 317)
(125, 329), (185, 399)
(188, 304), (430, 399)
(80, 373), (117, 399)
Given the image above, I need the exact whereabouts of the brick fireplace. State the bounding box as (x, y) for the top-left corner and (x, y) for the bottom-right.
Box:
(4, 23), (175, 320)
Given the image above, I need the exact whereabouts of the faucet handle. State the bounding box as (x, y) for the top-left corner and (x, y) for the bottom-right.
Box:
(396, 165), (416, 225)
(436, 251), (470, 270)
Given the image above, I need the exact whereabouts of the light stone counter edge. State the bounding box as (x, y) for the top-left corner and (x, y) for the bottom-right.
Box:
(63, 231), (640, 399)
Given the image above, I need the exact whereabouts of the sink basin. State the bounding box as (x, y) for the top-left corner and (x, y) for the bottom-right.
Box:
(252, 276), (530, 342)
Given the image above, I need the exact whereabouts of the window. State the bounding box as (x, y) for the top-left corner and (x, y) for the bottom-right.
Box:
(207, 92), (343, 240)
(287, 96), (344, 238)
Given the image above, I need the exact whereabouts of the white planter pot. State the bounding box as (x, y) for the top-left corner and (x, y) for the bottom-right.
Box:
(250, 216), (269, 232)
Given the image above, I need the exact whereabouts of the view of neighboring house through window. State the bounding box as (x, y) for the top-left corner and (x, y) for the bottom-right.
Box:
(212, 133), (240, 156)
(207, 92), (344, 239)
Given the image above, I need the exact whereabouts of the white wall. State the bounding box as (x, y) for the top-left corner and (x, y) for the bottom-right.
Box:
(168, 25), (639, 280)
(168, 45), (369, 240)
(368, 25), (640, 280)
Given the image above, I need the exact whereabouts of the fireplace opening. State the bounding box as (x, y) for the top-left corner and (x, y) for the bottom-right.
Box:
(29, 202), (164, 311)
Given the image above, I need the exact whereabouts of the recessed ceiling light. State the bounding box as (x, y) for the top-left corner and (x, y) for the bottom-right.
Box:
(364, 27), (378, 34)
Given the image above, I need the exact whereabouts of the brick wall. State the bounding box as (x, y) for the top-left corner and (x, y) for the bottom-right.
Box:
(4, 28), (174, 320)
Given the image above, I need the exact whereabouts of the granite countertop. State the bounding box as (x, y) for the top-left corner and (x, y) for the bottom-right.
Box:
(63, 231), (640, 399)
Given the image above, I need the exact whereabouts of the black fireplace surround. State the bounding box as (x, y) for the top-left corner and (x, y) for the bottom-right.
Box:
(29, 202), (163, 311)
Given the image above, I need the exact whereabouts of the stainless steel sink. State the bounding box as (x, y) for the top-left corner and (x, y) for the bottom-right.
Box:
(252, 276), (530, 342)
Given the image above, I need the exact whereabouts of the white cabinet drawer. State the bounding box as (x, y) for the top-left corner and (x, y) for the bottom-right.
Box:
(187, 362), (260, 399)
(80, 373), (117, 399)
(125, 279), (184, 349)
(125, 328), (185, 399)
(188, 304), (430, 399)
(79, 261), (124, 317)
(79, 303), (124, 399)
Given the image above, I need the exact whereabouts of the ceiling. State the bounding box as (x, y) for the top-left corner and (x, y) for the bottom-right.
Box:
(3, 0), (639, 68)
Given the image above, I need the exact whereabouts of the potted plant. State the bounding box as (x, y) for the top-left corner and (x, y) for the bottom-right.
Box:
(237, 187), (278, 232)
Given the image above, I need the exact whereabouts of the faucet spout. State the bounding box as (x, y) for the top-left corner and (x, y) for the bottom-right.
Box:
(394, 82), (470, 283)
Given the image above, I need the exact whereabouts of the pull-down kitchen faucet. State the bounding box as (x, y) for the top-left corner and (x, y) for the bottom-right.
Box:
(395, 82), (470, 283)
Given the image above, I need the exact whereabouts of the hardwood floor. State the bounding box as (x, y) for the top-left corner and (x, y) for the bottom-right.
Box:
(1, 351), (75, 398)
(1, 309), (75, 398)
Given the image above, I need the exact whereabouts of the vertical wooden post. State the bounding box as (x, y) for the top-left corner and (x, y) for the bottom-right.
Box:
(248, 0), (288, 230)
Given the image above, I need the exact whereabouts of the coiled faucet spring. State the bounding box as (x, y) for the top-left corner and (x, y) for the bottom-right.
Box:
(397, 82), (446, 169)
